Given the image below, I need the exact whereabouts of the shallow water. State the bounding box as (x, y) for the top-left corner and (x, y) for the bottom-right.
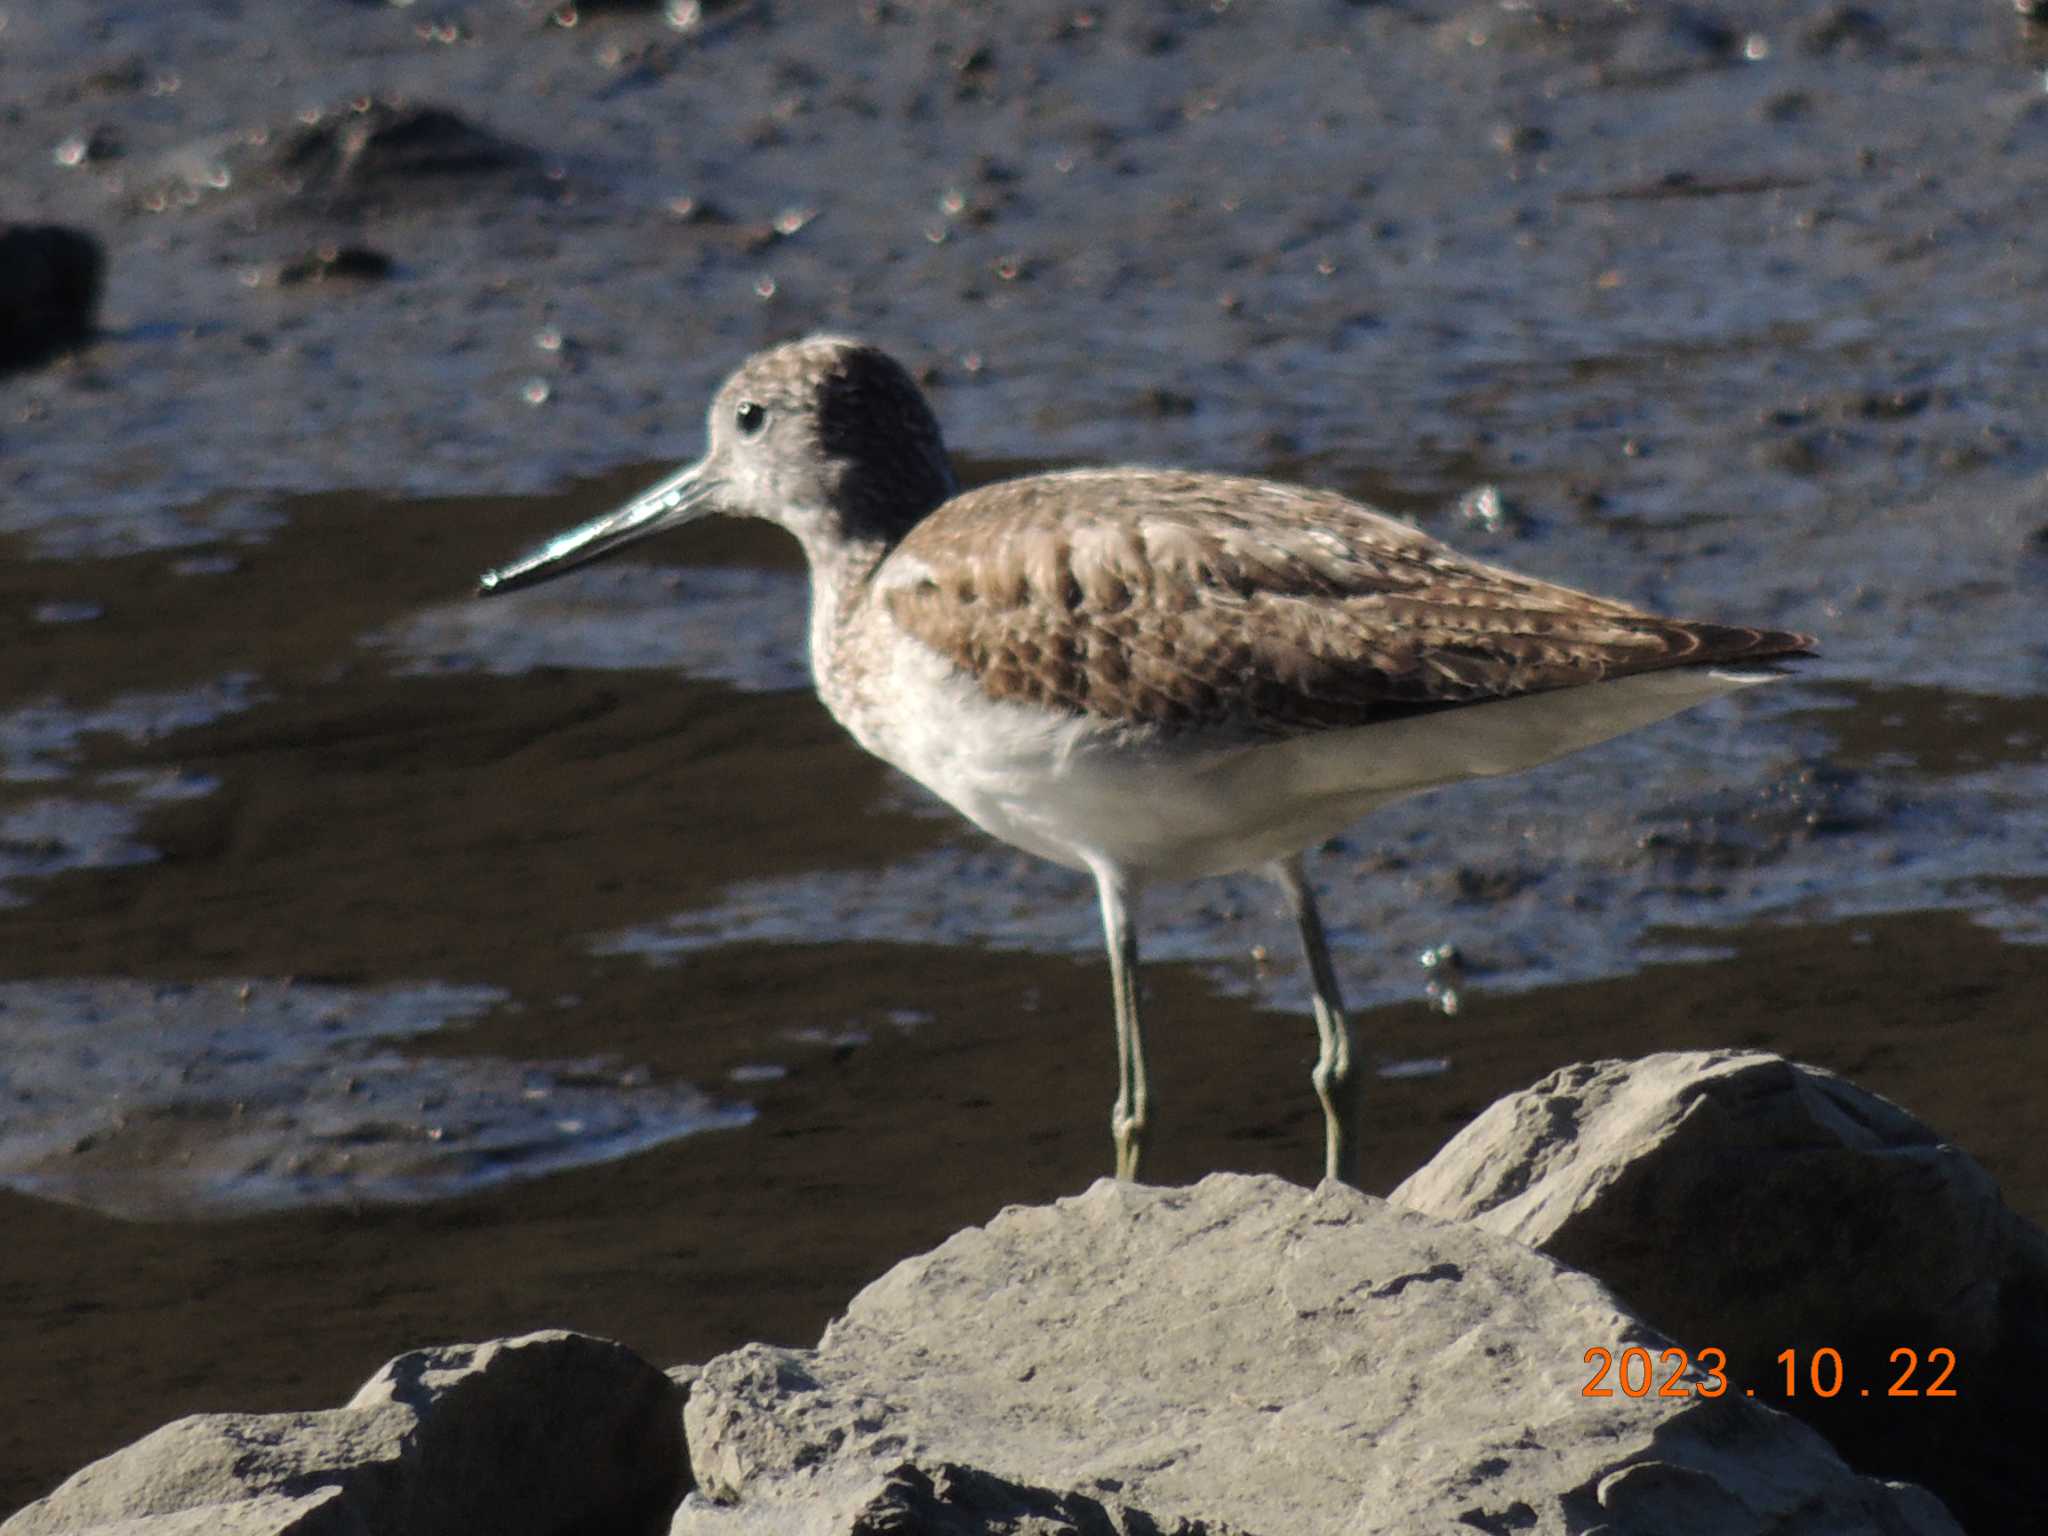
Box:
(4, 0), (2047, 1516)
(0, 475), (2038, 1217)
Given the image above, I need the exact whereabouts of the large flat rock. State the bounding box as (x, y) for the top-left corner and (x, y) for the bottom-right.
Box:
(674, 1173), (1954, 1535)
(1394, 1049), (2048, 1532)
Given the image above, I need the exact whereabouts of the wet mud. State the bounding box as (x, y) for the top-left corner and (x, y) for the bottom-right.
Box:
(1, 477), (2042, 1516)
(4, 0), (2047, 1518)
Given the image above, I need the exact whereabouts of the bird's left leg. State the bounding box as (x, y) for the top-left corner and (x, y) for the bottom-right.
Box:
(1269, 855), (1358, 1185)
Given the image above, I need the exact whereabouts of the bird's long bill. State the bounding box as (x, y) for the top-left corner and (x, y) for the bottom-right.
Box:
(476, 459), (722, 595)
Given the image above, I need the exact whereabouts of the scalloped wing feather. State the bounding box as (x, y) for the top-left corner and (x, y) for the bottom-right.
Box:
(879, 469), (1813, 737)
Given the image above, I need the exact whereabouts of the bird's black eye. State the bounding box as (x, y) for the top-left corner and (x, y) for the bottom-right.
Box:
(735, 400), (768, 437)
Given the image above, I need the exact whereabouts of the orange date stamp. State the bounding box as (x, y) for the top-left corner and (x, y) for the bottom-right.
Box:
(1582, 1345), (1959, 1401)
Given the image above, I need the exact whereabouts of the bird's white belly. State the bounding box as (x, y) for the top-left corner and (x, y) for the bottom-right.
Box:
(823, 632), (1386, 880)
(863, 696), (1318, 881)
(825, 624), (1782, 883)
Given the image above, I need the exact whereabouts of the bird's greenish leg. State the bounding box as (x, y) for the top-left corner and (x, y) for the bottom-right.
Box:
(1271, 856), (1358, 1185)
(1092, 867), (1148, 1180)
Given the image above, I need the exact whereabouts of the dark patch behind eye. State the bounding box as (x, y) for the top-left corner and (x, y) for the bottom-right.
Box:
(815, 347), (958, 543)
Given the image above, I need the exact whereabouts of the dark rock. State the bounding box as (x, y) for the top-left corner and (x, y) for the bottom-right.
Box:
(1762, 90), (1814, 123)
(1803, 5), (1889, 55)
(1658, 5), (1742, 58)
(0, 225), (104, 372)
(276, 246), (396, 286)
(1490, 122), (1552, 155)
(54, 125), (123, 164)
(546, 0), (752, 34)
(1606, 4), (1745, 76)
(268, 102), (542, 205)
(1758, 426), (1859, 476)
(72, 56), (148, 98)
(1134, 386), (1197, 418)
(1395, 1050), (2046, 1536)
(1853, 388), (1931, 421)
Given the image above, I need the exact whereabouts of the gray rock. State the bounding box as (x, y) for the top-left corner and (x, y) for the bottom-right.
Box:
(1393, 1049), (2047, 1534)
(2, 1330), (682, 1536)
(673, 1173), (1954, 1535)
(15, 1054), (2010, 1534)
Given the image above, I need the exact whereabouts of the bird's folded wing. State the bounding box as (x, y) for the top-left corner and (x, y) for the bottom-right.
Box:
(882, 469), (1814, 738)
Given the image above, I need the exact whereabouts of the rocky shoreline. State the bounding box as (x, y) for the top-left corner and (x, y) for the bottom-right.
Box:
(9, 1051), (2033, 1535)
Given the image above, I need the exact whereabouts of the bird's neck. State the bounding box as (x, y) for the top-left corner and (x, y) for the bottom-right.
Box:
(789, 521), (895, 682)
(778, 482), (945, 698)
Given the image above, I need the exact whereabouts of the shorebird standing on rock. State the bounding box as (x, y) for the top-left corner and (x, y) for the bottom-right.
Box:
(480, 335), (1813, 1185)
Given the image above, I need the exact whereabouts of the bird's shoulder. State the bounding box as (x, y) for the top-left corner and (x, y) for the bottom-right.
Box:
(881, 466), (1602, 608)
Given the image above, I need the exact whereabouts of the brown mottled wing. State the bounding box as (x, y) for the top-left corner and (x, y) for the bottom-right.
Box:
(881, 469), (1815, 737)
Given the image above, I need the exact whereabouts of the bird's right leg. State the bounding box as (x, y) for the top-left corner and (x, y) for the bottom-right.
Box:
(1092, 865), (1148, 1180)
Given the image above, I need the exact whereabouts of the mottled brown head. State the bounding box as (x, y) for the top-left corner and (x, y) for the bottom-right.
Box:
(708, 335), (958, 550)
(477, 335), (958, 594)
